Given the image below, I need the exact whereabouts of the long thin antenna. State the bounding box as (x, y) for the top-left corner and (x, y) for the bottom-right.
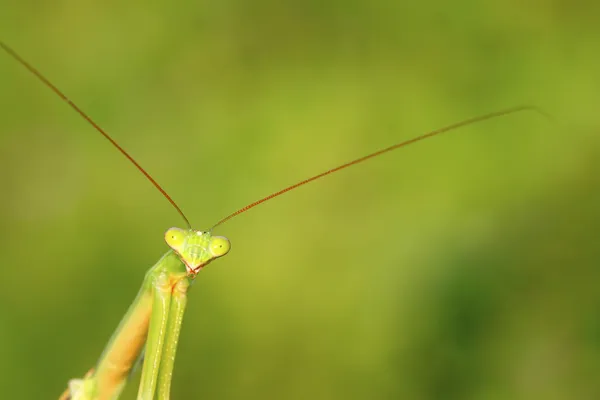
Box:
(212, 105), (549, 229)
(1, 41), (191, 229)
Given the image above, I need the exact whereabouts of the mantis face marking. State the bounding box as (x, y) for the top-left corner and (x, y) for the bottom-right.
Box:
(164, 227), (230, 274)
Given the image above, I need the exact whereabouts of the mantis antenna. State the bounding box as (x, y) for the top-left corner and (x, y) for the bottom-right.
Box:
(0, 41), (192, 229)
(211, 104), (549, 229)
(1, 41), (547, 231)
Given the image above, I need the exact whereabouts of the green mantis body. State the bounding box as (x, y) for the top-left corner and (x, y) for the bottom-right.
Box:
(60, 229), (229, 400)
(1, 41), (547, 400)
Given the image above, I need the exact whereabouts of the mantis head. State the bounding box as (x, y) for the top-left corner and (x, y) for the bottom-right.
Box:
(164, 228), (230, 275)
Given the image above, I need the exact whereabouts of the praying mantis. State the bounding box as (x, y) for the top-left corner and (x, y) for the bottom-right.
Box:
(0, 41), (548, 400)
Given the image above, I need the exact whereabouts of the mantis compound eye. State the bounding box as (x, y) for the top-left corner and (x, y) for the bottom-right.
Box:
(164, 227), (186, 252)
(209, 236), (231, 258)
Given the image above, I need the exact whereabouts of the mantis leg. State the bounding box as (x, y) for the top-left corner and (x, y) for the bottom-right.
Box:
(156, 279), (190, 399)
(137, 271), (191, 400)
(57, 251), (190, 400)
(58, 369), (95, 400)
(137, 271), (173, 399)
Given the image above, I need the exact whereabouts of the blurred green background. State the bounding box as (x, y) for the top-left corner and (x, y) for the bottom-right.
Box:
(1, 1), (600, 399)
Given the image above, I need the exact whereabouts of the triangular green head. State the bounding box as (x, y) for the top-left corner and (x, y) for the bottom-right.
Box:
(164, 228), (230, 275)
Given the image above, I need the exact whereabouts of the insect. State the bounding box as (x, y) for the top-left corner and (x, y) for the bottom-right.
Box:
(0, 41), (546, 400)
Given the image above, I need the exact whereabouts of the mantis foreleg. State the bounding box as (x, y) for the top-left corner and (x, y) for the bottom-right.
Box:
(137, 269), (191, 400)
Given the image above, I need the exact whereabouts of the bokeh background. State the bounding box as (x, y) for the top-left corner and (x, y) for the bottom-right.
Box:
(1, 2), (600, 399)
